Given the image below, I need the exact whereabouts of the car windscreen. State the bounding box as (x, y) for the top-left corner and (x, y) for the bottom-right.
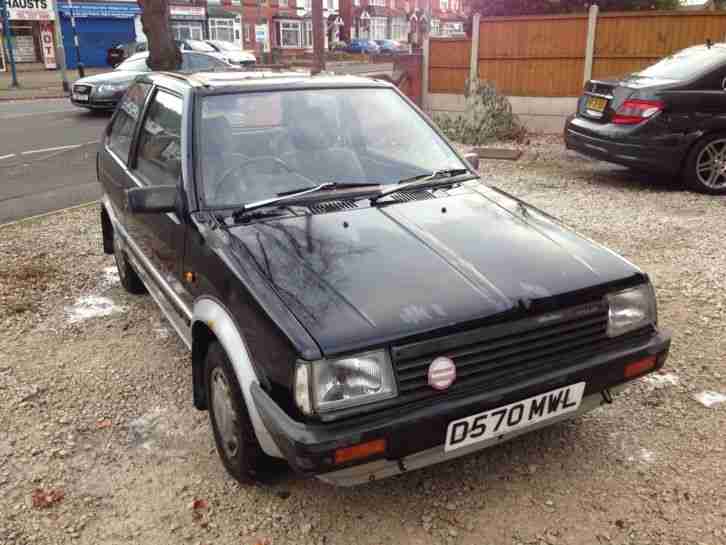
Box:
(637, 45), (726, 80)
(198, 88), (466, 208)
(210, 41), (236, 52)
(187, 40), (216, 52)
(116, 57), (151, 72)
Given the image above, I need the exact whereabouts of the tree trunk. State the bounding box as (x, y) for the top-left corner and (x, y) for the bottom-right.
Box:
(137, 0), (181, 71)
(311, 0), (325, 75)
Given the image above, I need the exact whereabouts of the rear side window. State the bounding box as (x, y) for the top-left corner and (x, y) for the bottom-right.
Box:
(134, 90), (183, 186)
(107, 82), (151, 162)
(638, 45), (726, 81)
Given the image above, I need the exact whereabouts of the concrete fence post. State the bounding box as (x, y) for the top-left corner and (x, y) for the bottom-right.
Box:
(469, 13), (481, 90)
(583, 4), (599, 84)
(422, 35), (430, 112)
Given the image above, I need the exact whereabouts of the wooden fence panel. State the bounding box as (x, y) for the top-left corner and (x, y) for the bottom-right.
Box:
(429, 10), (726, 97)
(592, 12), (726, 79)
(429, 38), (471, 93)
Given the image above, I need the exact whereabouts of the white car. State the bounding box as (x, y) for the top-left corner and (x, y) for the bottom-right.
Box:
(205, 40), (257, 67)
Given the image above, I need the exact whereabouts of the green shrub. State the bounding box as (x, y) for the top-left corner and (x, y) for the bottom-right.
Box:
(434, 80), (524, 145)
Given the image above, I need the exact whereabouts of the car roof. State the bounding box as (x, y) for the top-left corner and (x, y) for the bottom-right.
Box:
(142, 71), (394, 96)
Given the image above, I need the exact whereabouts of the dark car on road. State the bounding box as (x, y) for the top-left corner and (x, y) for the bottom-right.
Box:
(98, 71), (670, 486)
(72, 51), (233, 111)
(375, 39), (407, 54)
(565, 43), (726, 194)
(345, 39), (380, 54)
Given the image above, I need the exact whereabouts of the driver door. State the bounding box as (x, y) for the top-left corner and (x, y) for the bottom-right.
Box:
(126, 86), (191, 324)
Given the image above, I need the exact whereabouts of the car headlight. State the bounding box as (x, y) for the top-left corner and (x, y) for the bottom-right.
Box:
(606, 283), (657, 337)
(96, 83), (127, 96)
(294, 350), (397, 415)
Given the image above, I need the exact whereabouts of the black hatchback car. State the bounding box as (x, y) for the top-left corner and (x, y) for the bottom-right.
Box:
(98, 71), (670, 486)
(565, 43), (726, 194)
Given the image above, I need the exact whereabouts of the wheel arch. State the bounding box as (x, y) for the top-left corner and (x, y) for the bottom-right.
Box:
(679, 129), (726, 175)
(191, 296), (281, 458)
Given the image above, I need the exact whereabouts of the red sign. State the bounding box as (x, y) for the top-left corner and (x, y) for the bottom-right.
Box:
(40, 22), (57, 69)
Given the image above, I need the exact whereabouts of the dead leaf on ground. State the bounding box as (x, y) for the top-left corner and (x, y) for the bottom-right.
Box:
(31, 488), (65, 509)
(190, 498), (208, 510)
(95, 419), (112, 429)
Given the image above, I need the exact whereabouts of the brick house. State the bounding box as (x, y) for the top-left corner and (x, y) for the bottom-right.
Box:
(339, 0), (466, 46)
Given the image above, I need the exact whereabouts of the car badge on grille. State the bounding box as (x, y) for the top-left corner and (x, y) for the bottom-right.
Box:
(428, 356), (456, 390)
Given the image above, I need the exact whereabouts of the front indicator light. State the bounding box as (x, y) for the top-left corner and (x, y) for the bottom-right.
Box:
(334, 439), (386, 465)
(624, 355), (657, 378)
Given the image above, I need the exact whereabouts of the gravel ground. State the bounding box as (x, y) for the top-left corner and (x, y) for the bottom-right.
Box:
(1, 137), (725, 545)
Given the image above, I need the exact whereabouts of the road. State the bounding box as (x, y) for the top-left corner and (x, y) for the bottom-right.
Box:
(0, 99), (110, 224)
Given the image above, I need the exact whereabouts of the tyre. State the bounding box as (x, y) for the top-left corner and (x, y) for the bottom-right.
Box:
(205, 341), (267, 484)
(684, 133), (726, 194)
(112, 228), (146, 294)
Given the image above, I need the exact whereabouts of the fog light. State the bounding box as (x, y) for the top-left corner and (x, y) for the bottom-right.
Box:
(334, 439), (386, 465)
(624, 355), (657, 378)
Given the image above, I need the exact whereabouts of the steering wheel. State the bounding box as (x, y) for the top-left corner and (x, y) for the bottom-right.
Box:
(213, 156), (295, 203)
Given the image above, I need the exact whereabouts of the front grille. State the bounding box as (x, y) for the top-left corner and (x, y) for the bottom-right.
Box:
(391, 301), (652, 405)
(73, 84), (92, 94)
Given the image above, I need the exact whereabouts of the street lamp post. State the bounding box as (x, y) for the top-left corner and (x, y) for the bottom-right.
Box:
(65, 0), (84, 78)
(1, 0), (19, 87)
(51, 0), (70, 92)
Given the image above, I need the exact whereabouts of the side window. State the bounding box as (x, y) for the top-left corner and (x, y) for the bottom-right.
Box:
(107, 82), (152, 162)
(189, 53), (225, 71)
(134, 90), (183, 187)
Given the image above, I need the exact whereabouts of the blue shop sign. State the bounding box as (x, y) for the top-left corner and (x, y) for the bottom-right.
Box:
(58, 2), (140, 19)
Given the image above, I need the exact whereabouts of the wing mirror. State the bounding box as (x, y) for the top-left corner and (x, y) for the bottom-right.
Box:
(126, 185), (178, 214)
(463, 152), (480, 172)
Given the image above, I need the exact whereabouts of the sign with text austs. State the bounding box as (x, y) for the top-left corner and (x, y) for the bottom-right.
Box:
(5, 0), (55, 21)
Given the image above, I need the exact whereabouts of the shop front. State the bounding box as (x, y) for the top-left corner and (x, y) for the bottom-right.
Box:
(1, 0), (57, 67)
(58, 1), (139, 69)
(169, 5), (206, 42)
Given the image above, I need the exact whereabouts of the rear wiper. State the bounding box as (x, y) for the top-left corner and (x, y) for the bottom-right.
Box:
(369, 168), (474, 205)
(231, 181), (380, 221)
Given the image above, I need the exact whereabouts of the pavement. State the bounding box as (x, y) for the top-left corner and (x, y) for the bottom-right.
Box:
(0, 68), (111, 101)
(0, 99), (110, 224)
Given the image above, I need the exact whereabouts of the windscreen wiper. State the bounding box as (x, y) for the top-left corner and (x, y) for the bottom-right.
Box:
(369, 168), (475, 205)
(276, 181), (380, 197)
(231, 182), (381, 221)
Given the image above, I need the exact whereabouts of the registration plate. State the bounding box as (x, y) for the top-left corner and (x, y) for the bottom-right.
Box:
(72, 92), (89, 102)
(586, 96), (608, 114)
(445, 382), (586, 452)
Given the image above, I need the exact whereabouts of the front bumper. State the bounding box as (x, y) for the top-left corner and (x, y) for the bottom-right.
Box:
(70, 96), (119, 110)
(252, 328), (671, 485)
(564, 115), (690, 174)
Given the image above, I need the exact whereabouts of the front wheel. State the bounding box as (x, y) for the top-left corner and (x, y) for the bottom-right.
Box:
(684, 134), (726, 194)
(205, 342), (267, 484)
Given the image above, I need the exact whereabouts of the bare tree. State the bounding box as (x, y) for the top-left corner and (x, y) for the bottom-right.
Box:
(137, 0), (182, 71)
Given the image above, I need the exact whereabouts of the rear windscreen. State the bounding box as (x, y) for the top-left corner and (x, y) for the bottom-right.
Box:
(638, 45), (726, 80)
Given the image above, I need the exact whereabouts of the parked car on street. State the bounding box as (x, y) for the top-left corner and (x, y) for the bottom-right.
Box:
(98, 71), (671, 486)
(205, 40), (257, 66)
(329, 40), (347, 52)
(345, 39), (380, 54)
(106, 41), (148, 67)
(565, 42), (726, 194)
(375, 39), (407, 54)
(106, 39), (225, 68)
(72, 51), (233, 111)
